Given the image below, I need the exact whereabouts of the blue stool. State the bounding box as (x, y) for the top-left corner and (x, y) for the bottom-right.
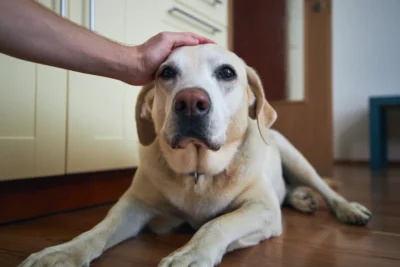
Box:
(369, 96), (400, 171)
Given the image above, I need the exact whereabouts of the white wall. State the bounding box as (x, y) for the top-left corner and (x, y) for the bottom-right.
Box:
(286, 0), (304, 101)
(333, 0), (400, 161)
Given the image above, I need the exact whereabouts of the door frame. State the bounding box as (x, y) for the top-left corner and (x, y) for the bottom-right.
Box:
(229, 0), (333, 175)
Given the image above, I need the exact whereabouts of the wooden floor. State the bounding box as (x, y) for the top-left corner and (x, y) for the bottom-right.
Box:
(1, 165), (399, 267)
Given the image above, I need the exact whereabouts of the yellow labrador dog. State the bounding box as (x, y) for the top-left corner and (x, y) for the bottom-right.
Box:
(20, 44), (372, 267)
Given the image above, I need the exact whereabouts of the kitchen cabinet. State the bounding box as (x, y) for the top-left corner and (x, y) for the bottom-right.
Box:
(0, 0), (67, 180)
(125, 0), (228, 47)
(67, 0), (140, 173)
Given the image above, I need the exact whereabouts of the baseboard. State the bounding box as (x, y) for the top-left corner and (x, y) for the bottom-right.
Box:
(334, 160), (400, 167)
(0, 168), (136, 225)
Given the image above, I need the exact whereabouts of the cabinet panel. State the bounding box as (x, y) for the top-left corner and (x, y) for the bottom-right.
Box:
(125, 0), (171, 45)
(35, 0), (68, 178)
(35, 65), (67, 177)
(67, 0), (140, 174)
(67, 76), (140, 173)
(175, 0), (228, 27)
(69, 0), (126, 43)
(125, 0), (227, 47)
(0, 0), (67, 180)
(95, 0), (126, 43)
(162, 3), (227, 48)
(0, 55), (36, 180)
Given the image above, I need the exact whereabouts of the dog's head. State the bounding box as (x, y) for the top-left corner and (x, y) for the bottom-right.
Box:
(136, 44), (276, 166)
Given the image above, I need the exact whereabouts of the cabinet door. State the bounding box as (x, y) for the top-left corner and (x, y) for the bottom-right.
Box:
(125, 0), (227, 48)
(161, 2), (228, 48)
(67, 0), (140, 174)
(125, 0), (170, 45)
(0, 55), (37, 180)
(0, 0), (67, 180)
(175, 0), (228, 27)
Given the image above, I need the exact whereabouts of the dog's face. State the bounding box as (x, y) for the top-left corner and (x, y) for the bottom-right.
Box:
(136, 44), (277, 172)
(154, 44), (248, 151)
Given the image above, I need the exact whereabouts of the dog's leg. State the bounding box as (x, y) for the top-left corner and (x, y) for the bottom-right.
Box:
(19, 192), (156, 267)
(271, 130), (372, 226)
(284, 185), (319, 213)
(158, 191), (282, 267)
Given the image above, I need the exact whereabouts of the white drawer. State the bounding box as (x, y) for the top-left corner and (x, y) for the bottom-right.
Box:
(125, 0), (227, 48)
(175, 0), (228, 26)
(162, 3), (227, 48)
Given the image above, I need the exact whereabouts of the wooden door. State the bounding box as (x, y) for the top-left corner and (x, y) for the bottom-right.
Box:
(232, 0), (333, 175)
(0, 0), (67, 180)
(67, 0), (140, 174)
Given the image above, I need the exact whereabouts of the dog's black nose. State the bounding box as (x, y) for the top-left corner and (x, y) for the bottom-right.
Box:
(174, 89), (211, 117)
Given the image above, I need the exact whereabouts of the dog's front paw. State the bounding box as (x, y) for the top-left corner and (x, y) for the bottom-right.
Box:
(334, 201), (372, 226)
(158, 247), (216, 267)
(18, 247), (87, 267)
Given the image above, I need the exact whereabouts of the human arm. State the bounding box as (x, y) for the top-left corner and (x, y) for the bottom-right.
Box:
(0, 0), (214, 85)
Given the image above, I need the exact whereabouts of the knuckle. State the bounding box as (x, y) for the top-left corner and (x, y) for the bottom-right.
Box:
(158, 32), (170, 41)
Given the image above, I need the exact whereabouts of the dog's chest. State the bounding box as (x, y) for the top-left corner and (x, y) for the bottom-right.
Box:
(163, 174), (238, 227)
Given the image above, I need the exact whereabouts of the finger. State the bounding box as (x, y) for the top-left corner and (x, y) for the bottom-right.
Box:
(168, 32), (215, 49)
(169, 34), (200, 49)
(186, 32), (216, 44)
(176, 32), (215, 44)
(172, 38), (199, 48)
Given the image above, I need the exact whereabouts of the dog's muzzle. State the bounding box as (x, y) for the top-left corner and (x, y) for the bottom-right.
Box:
(168, 89), (220, 151)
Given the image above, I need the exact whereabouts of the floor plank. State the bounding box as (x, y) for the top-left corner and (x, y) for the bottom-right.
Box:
(1, 165), (399, 266)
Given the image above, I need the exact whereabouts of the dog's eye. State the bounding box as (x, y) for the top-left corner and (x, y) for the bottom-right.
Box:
(217, 66), (236, 81)
(159, 66), (177, 80)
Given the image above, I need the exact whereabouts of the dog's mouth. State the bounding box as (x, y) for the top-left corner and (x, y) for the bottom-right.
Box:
(164, 116), (222, 151)
(169, 133), (221, 151)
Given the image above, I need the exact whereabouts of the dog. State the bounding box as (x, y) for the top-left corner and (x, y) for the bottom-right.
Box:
(19, 44), (372, 267)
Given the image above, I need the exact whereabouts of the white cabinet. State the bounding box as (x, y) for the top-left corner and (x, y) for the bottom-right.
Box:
(0, 0), (229, 180)
(67, 0), (140, 174)
(175, 0), (228, 27)
(0, 0), (67, 181)
(125, 0), (228, 47)
(0, 55), (38, 180)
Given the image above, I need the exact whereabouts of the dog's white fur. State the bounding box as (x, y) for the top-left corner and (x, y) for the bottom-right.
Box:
(19, 44), (372, 267)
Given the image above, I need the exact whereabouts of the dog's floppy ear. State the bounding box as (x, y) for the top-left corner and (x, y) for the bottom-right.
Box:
(135, 82), (156, 146)
(246, 66), (277, 144)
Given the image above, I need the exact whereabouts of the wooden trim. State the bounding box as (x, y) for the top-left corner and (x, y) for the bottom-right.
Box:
(227, 0), (233, 51)
(335, 160), (400, 167)
(0, 168), (136, 224)
(270, 100), (309, 106)
(270, 0), (333, 176)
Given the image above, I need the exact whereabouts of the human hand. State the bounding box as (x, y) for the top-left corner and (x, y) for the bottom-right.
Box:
(124, 32), (215, 85)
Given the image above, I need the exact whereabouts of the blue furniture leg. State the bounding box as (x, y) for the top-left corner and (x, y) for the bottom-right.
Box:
(369, 100), (387, 171)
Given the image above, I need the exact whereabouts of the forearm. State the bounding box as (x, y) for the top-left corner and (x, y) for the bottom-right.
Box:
(0, 0), (134, 81)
